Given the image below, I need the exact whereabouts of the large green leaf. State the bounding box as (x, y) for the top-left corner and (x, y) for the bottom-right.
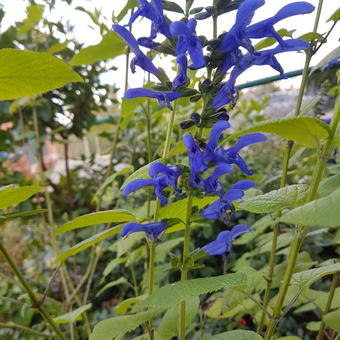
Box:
(70, 32), (125, 66)
(0, 49), (83, 100)
(223, 117), (330, 148)
(58, 225), (123, 262)
(280, 188), (340, 227)
(157, 297), (199, 340)
(0, 185), (44, 210)
(239, 184), (308, 213)
(291, 263), (340, 288)
(141, 272), (247, 311)
(324, 310), (340, 332)
(56, 210), (135, 235)
(54, 304), (92, 324)
(207, 330), (263, 340)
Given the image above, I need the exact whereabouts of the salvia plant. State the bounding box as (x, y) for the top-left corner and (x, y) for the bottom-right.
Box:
(0, 0), (339, 340)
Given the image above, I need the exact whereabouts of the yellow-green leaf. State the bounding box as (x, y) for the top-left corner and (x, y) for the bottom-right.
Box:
(54, 304), (92, 324)
(207, 330), (263, 340)
(324, 310), (340, 332)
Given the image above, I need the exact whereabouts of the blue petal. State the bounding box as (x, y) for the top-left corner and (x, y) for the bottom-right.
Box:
(138, 37), (160, 49)
(228, 133), (268, 153)
(229, 224), (251, 240)
(123, 178), (156, 196)
(183, 134), (207, 173)
(222, 188), (245, 203)
(200, 199), (224, 220)
(235, 0), (265, 28)
(204, 239), (228, 256)
(206, 121), (231, 151)
(121, 221), (166, 240)
(173, 53), (188, 89)
(231, 180), (256, 191)
(149, 162), (171, 177)
(204, 164), (234, 195)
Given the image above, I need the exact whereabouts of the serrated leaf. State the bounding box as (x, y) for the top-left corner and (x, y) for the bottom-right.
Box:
(280, 188), (340, 227)
(327, 7), (340, 22)
(0, 49), (83, 100)
(121, 159), (164, 190)
(157, 297), (199, 340)
(70, 32), (125, 66)
(239, 184), (309, 213)
(0, 209), (47, 224)
(58, 225), (123, 262)
(141, 272), (247, 311)
(324, 310), (340, 332)
(54, 304), (92, 324)
(291, 263), (340, 288)
(223, 117), (330, 148)
(207, 330), (263, 340)
(56, 210), (135, 235)
(0, 185), (44, 210)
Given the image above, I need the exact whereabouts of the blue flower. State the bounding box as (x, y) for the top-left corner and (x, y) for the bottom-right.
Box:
(124, 88), (181, 109)
(112, 24), (159, 76)
(183, 134), (207, 174)
(200, 180), (255, 221)
(173, 53), (188, 89)
(121, 221), (166, 240)
(246, 2), (315, 45)
(213, 39), (310, 108)
(203, 164), (234, 195)
(170, 18), (205, 69)
(218, 0), (265, 73)
(124, 0), (171, 39)
(122, 162), (181, 205)
(203, 224), (251, 255)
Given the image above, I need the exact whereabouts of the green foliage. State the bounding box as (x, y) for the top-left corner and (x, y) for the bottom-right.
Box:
(0, 185), (44, 209)
(224, 117), (330, 148)
(56, 210), (136, 234)
(70, 32), (126, 66)
(280, 188), (340, 227)
(324, 310), (340, 332)
(0, 209), (47, 224)
(53, 304), (92, 324)
(327, 7), (340, 22)
(0, 49), (83, 100)
(239, 184), (309, 213)
(255, 29), (293, 51)
(207, 330), (263, 340)
(17, 4), (44, 36)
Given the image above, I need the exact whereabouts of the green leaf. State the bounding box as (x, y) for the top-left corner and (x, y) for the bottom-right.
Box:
(114, 296), (146, 314)
(223, 117), (331, 148)
(163, 1), (185, 13)
(207, 330), (263, 340)
(17, 5), (44, 36)
(291, 263), (340, 288)
(157, 297), (199, 340)
(90, 309), (159, 340)
(280, 188), (340, 227)
(58, 225), (123, 262)
(121, 159), (164, 190)
(0, 209), (47, 224)
(155, 237), (183, 262)
(103, 258), (127, 277)
(141, 272), (247, 311)
(0, 49), (83, 100)
(53, 304), (92, 324)
(298, 32), (324, 43)
(114, 0), (138, 23)
(46, 42), (69, 55)
(56, 210), (135, 235)
(324, 310), (340, 332)
(96, 277), (127, 296)
(120, 97), (145, 129)
(0, 185), (44, 210)
(239, 184), (309, 213)
(70, 32), (125, 66)
(318, 173), (340, 197)
(255, 29), (293, 51)
(327, 7), (340, 22)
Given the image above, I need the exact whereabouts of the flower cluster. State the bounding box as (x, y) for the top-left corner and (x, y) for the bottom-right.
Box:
(117, 0), (315, 257)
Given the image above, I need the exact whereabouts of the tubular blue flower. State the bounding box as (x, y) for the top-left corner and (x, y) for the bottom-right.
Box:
(124, 0), (171, 39)
(137, 37), (160, 49)
(203, 164), (234, 195)
(246, 2), (315, 45)
(183, 134), (207, 174)
(112, 24), (159, 75)
(170, 18), (205, 69)
(203, 224), (251, 255)
(124, 88), (181, 109)
(172, 53), (188, 89)
(201, 180), (255, 220)
(218, 0), (265, 73)
(122, 162), (181, 205)
(121, 221), (166, 240)
(212, 39), (310, 108)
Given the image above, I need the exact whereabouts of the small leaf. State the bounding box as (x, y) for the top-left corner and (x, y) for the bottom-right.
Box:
(17, 5), (44, 36)
(0, 185), (44, 210)
(114, 0), (139, 23)
(103, 258), (126, 277)
(70, 32), (126, 66)
(239, 184), (309, 213)
(255, 29), (294, 51)
(0, 209), (47, 224)
(56, 210), (135, 235)
(0, 49), (83, 100)
(324, 310), (340, 332)
(163, 1), (184, 13)
(223, 117), (330, 148)
(54, 304), (92, 324)
(115, 296), (146, 314)
(291, 263), (340, 288)
(46, 42), (69, 55)
(327, 7), (340, 22)
(280, 188), (340, 227)
(96, 277), (127, 296)
(58, 225), (123, 262)
(207, 330), (263, 340)
(298, 32), (324, 43)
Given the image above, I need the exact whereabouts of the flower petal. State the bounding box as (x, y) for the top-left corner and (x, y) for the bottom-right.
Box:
(122, 178), (156, 196)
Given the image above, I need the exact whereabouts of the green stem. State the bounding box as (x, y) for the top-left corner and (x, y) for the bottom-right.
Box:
(0, 321), (57, 338)
(316, 272), (339, 340)
(0, 242), (67, 340)
(147, 241), (156, 340)
(264, 95), (340, 340)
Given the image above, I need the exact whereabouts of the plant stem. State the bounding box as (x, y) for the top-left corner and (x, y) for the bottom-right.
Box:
(264, 94), (340, 340)
(257, 0), (324, 332)
(316, 272), (339, 340)
(0, 321), (57, 338)
(0, 242), (67, 340)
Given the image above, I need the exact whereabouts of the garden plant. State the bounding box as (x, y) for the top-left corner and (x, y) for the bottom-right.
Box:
(0, 0), (339, 339)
